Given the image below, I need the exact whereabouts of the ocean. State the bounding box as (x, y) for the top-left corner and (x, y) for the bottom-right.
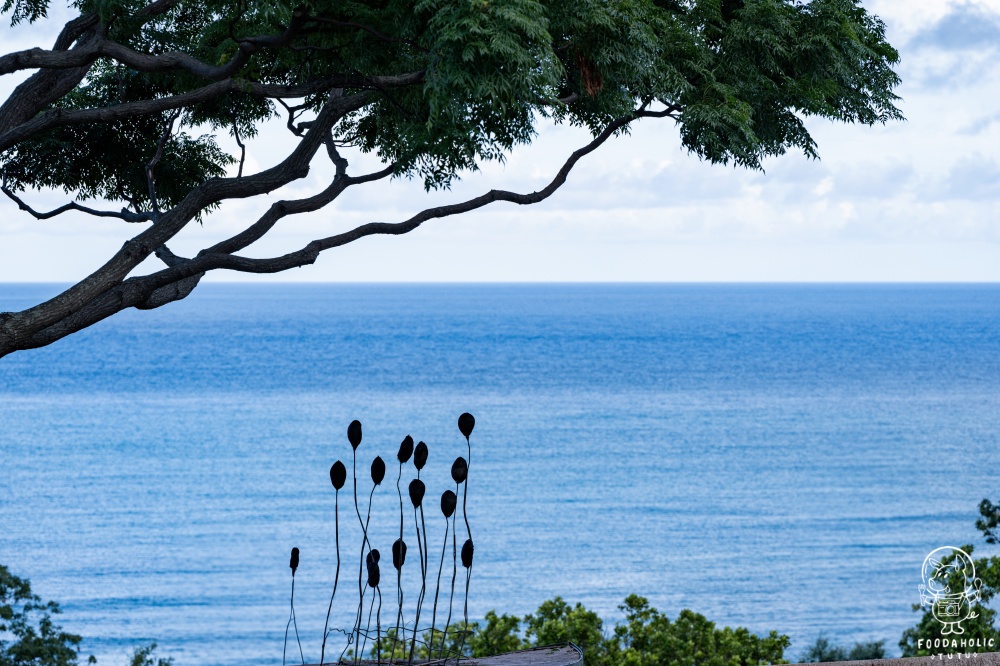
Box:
(2, 283), (999, 666)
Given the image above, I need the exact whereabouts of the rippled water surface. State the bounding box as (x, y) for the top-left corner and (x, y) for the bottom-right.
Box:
(2, 283), (999, 666)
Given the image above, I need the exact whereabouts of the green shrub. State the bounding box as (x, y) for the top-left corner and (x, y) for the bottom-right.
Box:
(0, 565), (89, 666)
(525, 597), (607, 665)
(899, 500), (1000, 657)
(468, 611), (524, 657)
(607, 595), (789, 666)
(847, 640), (886, 661)
(125, 644), (171, 666)
(801, 636), (885, 662)
(1, 566), (172, 666)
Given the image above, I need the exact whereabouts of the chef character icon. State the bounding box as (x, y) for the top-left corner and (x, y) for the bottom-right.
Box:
(919, 546), (983, 635)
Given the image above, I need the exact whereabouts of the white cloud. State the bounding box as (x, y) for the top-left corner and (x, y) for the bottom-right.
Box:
(944, 154), (1000, 200)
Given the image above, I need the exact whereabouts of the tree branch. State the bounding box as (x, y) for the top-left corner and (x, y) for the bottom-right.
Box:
(0, 18), (102, 137)
(537, 92), (579, 107)
(4, 104), (673, 355)
(0, 180), (154, 222)
(153, 244), (188, 267)
(142, 243), (203, 310)
(0, 71), (422, 153)
(0, 6), (428, 84)
(200, 155), (394, 257)
(232, 111), (246, 178)
(0, 6), (308, 80)
(7, 162), (397, 349)
(140, 156), (392, 309)
(276, 98), (308, 136)
(145, 110), (181, 219)
(0, 90), (369, 354)
(136, 0), (181, 18)
(145, 110), (652, 278)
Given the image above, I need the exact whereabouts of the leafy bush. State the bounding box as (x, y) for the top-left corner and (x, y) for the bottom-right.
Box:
(524, 597), (606, 664)
(801, 636), (847, 662)
(125, 644), (171, 666)
(468, 612), (523, 658)
(605, 595), (789, 666)
(0, 565), (89, 666)
(366, 623), (478, 662)
(376, 594), (790, 666)
(899, 500), (1000, 657)
(801, 636), (885, 662)
(976, 500), (1000, 545)
(1, 565), (171, 666)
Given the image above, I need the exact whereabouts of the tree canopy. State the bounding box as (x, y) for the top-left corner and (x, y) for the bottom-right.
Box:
(0, 0), (901, 356)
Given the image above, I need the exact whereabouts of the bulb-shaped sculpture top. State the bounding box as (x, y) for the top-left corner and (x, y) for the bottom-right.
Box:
(458, 413), (475, 440)
(392, 538), (407, 570)
(461, 540), (474, 569)
(348, 420), (362, 450)
(366, 549), (380, 588)
(451, 457), (468, 484)
(441, 490), (457, 518)
(397, 435), (414, 463)
(290, 547), (300, 576)
(408, 479), (425, 508)
(414, 441), (428, 471)
(330, 461), (346, 490)
(371, 456), (386, 485)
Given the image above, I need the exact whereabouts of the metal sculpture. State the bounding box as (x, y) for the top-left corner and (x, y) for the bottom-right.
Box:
(283, 547), (305, 666)
(346, 418), (365, 660)
(429, 490), (457, 658)
(407, 475), (428, 666)
(349, 456), (384, 664)
(391, 536), (407, 657)
(457, 414), (476, 660)
(392, 436), (414, 657)
(360, 549), (382, 662)
(320, 461), (347, 665)
(441, 456), (468, 658)
(284, 414), (477, 664)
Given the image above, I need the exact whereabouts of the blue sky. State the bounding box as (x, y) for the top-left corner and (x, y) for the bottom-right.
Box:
(1, 0), (998, 282)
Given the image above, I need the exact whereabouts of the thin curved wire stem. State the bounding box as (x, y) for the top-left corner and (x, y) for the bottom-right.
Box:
(283, 576), (305, 666)
(440, 490), (458, 660)
(457, 567), (472, 659)
(393, 462), (405, 658)
(407, 505), (427, 666)
(428, 516), (449, 660)
(320, 490), (341, 665)
(283, 589), (292, 666)
(462, 436), (471, 542)
(457, 434), (473, 661)
(293, 583), (305, 665)
(360, 588), (376, 660)
(376, 587), (383, 664)
(353, 484), (376, 663)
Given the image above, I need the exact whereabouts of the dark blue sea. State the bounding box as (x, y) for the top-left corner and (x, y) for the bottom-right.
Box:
(2, 284), (999, 666)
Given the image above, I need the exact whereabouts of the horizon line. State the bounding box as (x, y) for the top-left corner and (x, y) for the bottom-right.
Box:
(3, 280), (1000, 286)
